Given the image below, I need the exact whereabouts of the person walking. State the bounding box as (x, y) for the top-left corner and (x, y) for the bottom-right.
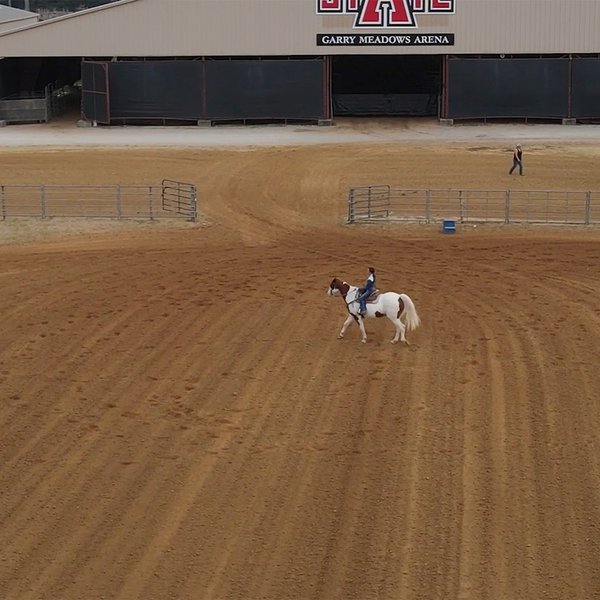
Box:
(509, 143), (523, 175)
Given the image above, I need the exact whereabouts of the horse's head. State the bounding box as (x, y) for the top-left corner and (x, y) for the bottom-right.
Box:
(328, 278), (349, 298)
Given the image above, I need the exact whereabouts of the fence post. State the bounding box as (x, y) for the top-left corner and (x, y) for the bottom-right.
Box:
(504, 190), (510, 224)
(367, 187), (372, 220)
(149, 186), (154, 221)
(41, 185), (47, 219)
(585, 191), (591, 225)
(190, 187), (198, 222)
(116, 185), (122, 219)
(45, 84), (51, 122)
(347, 189), (354, 223)
(459, 190), (464, 223)
(0, 185), (5, 221)
(425, 190), (431, 224)
(385, 185), (390, 219)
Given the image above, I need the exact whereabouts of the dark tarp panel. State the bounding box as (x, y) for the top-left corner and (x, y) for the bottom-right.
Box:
(0, 59), (10, 99)
(108, 61), (203, 120)
(333, 93), (437, 116)
(572, 58), (600, 119)
(81, 61), (109, 124)
(447, 58), (569, 119)
(204, 60), (325, 120)
(332, 55), (440, 116)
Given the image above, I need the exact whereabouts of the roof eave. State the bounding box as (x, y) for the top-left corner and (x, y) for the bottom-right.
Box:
(0, 0), (140, 38)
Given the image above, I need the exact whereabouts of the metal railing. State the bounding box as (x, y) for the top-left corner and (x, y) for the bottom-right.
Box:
(0, 182), (198, 221)
(347, 187), (599, 225)
(347, 185), (391, 222)
(161, 179), (197, 220)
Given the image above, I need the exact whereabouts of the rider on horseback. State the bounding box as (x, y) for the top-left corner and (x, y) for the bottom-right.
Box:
(358, 267), (376, 315)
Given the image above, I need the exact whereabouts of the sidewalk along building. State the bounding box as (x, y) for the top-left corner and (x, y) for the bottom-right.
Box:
(0, 0), (599, 125)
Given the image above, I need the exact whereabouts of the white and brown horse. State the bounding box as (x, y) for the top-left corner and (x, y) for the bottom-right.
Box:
(327, 277), (420, 344)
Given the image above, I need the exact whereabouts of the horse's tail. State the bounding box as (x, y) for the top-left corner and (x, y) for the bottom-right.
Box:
(399, 293), (421, 331)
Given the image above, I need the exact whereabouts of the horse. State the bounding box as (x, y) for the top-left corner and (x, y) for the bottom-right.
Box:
(327, 277), (421, 344)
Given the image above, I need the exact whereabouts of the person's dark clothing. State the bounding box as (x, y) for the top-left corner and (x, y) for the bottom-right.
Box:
(509, 147), (523, 175)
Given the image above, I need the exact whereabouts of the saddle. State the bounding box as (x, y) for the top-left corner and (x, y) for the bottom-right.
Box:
(364, 289), (381, 303)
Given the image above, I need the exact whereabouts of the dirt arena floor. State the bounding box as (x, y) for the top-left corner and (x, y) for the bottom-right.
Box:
(1, 124), (600, 599)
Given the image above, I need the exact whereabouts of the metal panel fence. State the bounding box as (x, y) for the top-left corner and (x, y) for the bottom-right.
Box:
(0, 182), (197, 221)
(0, 83), (74, 124)
(161, 179), (197, 219)
(347, 187), (598, 225)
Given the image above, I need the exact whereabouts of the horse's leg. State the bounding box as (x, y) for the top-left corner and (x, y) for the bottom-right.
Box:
(357, 316), (368, 344)
(390, 317), (407, 344)
(338, 315), (354, 339)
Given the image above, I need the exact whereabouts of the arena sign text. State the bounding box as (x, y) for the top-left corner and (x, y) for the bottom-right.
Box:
(316, 33), (454, 46)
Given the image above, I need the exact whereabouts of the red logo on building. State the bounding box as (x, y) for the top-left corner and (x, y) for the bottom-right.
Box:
(317, 0), (455, 28)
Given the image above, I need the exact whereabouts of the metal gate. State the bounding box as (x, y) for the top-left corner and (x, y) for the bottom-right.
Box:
(81, 61), (110, 125)
(161, 179), (198, 221)
(347, 185), (391, 223)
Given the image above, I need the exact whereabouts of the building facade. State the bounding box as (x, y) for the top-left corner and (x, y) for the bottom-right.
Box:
(0, 0), (598, 124)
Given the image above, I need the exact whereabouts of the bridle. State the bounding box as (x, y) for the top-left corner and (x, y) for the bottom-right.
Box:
(331, 280), (357, 308)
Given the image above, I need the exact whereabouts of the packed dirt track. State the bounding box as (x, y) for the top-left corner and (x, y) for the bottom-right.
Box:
(1, 123), (600, 599)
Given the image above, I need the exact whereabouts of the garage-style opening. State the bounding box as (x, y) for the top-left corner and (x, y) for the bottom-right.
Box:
(331, 55), (442, 117)
(0, 56), (81, 124)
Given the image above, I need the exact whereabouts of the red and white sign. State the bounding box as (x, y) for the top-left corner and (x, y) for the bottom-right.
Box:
(317, 0), (456, 28)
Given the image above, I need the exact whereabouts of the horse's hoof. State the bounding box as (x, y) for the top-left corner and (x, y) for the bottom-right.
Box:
(391, 340), (398, 344)
(337, 334), (344, 339)
(361, 339), (367, 344)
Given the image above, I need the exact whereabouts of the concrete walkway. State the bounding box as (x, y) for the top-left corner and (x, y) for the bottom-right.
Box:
(1, 117), (598, 149)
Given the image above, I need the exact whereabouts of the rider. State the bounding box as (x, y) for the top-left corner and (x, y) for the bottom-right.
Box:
(357, 267), (376, 315)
